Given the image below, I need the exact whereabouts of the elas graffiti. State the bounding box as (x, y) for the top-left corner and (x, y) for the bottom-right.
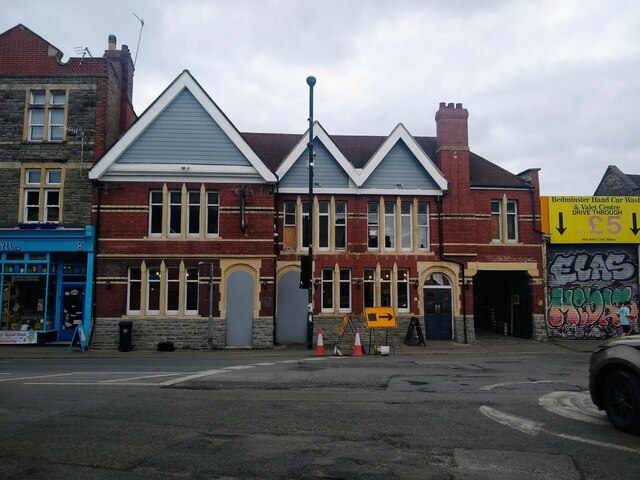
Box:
(547, 247), (638, 338)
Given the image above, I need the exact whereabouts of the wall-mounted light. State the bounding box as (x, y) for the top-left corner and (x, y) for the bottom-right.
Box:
(106, 278), (112, 290)
(413, 279), (419, 289)
(355, 278), (361, 289)
(314, 278), (321, 288)
(261, 278), (269, 287)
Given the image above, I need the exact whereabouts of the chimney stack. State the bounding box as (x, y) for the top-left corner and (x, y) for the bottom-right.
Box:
(435, 101), (469, 151)
(108, 34), (117, 51)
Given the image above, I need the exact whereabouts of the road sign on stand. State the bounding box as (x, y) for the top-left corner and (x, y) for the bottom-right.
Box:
(365, 307), (397, 328)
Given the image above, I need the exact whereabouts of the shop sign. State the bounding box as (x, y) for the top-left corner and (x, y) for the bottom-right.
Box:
(0, 331), (37, 344)
(0, 241), (22, 252)
(541, 196), (640, 244)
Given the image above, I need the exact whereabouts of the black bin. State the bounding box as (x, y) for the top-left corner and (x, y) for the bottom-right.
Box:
(118, 321), (133, 352)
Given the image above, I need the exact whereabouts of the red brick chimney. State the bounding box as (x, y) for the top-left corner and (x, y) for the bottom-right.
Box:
(435, 102), (471, 212)
(103, 34), (135, 134)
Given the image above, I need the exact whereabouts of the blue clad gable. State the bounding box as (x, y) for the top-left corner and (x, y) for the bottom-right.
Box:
(361, 140), (439, 190)
(117, 89), (251, 166)
(279, 141), (350, 188)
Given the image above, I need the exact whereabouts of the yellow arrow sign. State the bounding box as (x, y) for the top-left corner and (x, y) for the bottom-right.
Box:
(365, 307), (397, 328)
(541, 196), (640, 244)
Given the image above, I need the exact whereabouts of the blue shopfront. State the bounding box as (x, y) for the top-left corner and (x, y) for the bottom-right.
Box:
(0, 226), (94, 345)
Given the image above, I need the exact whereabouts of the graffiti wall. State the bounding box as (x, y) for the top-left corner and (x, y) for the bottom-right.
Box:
(547, 245), (639, 338)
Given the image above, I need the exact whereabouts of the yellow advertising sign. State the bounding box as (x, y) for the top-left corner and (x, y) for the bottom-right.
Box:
(541, 196), (640, 244)
(364, 307), (397, 328)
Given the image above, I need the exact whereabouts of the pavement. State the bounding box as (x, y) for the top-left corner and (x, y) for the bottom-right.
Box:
(0, 334), (604, 359)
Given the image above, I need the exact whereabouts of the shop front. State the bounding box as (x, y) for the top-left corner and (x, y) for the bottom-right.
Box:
(0, 226), (94, 345)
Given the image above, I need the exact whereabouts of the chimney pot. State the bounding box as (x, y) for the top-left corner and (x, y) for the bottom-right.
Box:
(108, 34), (117, 50)
(447, 102), (454, 108)
(439, 102), (446, 108)
(456, 103), (463, 109)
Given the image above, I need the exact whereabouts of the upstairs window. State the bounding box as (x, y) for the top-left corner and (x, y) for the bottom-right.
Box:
(318, 201), (330, 250)
(283, 201), (296, 251)
(384, 203), (395, 250)
(335, 201), (347, 249)
(148, 188), (219, 238)
(21, 167), (64, 223)
(491, 198), (518, 243)
(27, 90), (67, 142)
(418, 202), (430, 250)
(401, 202), (412, 250)
(301, 202), (310, 249)
(368, 203), (379, 249)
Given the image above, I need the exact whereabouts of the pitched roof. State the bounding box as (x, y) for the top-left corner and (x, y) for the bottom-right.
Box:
(594, 165), (640, 195)
(241, 131), (529, 189)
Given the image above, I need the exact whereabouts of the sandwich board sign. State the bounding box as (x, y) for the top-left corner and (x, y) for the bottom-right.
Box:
(69, 325), (89, 352)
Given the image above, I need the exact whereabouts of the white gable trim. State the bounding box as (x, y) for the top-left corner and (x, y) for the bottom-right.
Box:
(89, 70), (276, 183)
(275, 121), (359, 183)
(356, 123), (448, 190)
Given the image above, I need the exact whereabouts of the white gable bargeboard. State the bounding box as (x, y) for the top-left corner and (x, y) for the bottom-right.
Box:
(89, 70), (276, 183)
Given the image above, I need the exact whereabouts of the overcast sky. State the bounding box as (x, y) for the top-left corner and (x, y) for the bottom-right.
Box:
(3, 0), (639, 196)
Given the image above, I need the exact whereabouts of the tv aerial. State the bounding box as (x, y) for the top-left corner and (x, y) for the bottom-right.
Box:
(133, 12), (145, 68)
(74, 46), (92, 65)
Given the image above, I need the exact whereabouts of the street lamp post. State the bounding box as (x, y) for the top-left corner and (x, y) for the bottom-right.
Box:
(199, 261), (214, 349)
(306, 75), (316, 350)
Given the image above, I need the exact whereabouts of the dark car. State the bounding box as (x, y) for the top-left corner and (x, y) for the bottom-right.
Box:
(589, 336), (640, 434)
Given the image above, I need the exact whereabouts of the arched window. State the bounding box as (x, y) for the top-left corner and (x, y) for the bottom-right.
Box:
(424, 273), (451, 287)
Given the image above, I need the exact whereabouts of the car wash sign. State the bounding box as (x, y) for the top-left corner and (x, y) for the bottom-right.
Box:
(541, 196), (640, 244)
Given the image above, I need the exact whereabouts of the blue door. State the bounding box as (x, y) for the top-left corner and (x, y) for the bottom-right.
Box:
(59, 285), (84, 341)
(424, 287), (453, 340)
(225, 270), (254, 346)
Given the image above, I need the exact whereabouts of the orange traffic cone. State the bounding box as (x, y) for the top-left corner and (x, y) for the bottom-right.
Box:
(315, 328), (326, 356)
(352, 326), (364, 356)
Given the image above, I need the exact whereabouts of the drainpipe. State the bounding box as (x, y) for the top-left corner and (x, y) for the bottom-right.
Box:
(89, 180), (102, 346)
(272, 175), (280, 345)
(436, 195), (468, 344)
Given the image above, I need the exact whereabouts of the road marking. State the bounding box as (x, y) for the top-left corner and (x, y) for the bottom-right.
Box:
(223, 365), (255, 371)
(479, 405), (640, 454)
(253, 362), (276, 366)
(23, 382), (161, 386)
(539, 391), (608, 425)
(0, 372), (75, 383)
(100, 373), (182, 383)
(160, 369), (227, 386)
(481, 380), (565, 391)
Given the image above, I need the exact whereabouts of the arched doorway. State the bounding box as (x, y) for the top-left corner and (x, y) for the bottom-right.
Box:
(225, 269), (254, 346)
(276, 270), (308, 344)
(424, 272), (453, 340)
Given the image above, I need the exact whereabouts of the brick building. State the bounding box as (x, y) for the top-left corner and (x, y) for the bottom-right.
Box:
(89, 70), (545, 350)
(0, 24), (134, 344)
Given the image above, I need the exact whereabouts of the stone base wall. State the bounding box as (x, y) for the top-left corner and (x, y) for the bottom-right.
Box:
(90, 317), (274, 350)
(454, 315), (476, 344)
(533, 313), (548, 342)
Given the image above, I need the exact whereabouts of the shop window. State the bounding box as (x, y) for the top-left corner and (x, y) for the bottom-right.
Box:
(185, 268), (199, 314)
(321, 269), (333, 312)
(401, 202), (412, 250)
(380, 269), (392, 307)
(335, 201), (347, 249)
(26, 89), (67, 142)
(397, 269), (409, 312)
(363, 269), (376, 308)
(21, 167), (64, 223)
(368, 203), (379, 249)
(1, 276), (47, 331)
(147, 269), (161, 315)
(166, 267), (180, 314)
(339, 269), (351, 312)
(127, 267), (141, 314)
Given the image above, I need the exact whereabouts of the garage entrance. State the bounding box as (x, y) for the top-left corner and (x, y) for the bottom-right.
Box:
(473, 271), (532, 339)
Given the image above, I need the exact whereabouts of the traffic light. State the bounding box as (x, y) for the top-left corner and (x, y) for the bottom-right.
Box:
(300, 255), (311, 288)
